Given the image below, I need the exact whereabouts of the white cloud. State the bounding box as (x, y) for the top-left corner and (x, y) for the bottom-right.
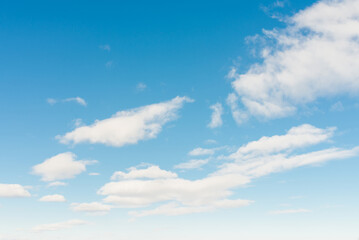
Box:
(32, 219), (88, 232)
(0, 184), (31, 198)
(226, 93), (248, 125)
(47, 181), (67, 187)
(71, 202), (112, 214)
(46, 98), (57, 105)
(269, 209), (311, 215)
(99, 44), (111, 51)
(89, 172), (100, 176)
(188, 147), (215, 156)
(32, 152), (97, 182)
(63, 97), (87, 106)
(98, 124), (359, 217)
(46, 97), (87, 106)
(39, 194), (66, 202)
(229, 0), (359, 121)
(111, 165), (177, 180)
(208, 103), (223, 128)
(174, 159), (209, 170)
(231, 124), (335, 157)
(57, 96), (193, 147)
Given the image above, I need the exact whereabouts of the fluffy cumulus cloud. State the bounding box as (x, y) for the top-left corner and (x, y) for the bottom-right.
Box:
(32, 219), (88, 232)
(32, 152), (97, 182)
(39, 194), (66, 202)
(229, 0), (359, 121)
(97, 124), (359, 217)
(208, 103), (223, 128)
(71, 202), (113, 215)
(0, 184), (31, 198)
(57, 96), (193, 147)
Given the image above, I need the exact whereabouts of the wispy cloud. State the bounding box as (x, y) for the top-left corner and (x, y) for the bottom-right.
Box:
(32, 219), (88, 232)
(98, 124), (359, 217)
(57, 96), (193, 147)
(269, 209), (311, 215)
(136, 83), (147, 92)
(99, 44), (111, 51)
(174, 159), (209, 170)
(46, 97), (87, 106)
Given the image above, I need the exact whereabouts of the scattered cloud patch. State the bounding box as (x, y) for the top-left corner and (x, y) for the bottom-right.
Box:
(99, 44), (111, 51)
(47, 181), (67, 187)
(111, 165), (177, 180)
(208, 103), (223, 128)
(39, 194), (66, 202)
(188, 147), (216, 156)
(46, 97), (87, 106)
(71, 202), (112, 215)
(269, 209), (311, 215)
(0, 184), (31, 198)
(330, 101), (344, 112)
(136, 83), (147, 92)
(98, 124), (359, 217)
(32, 219), (88, 232)
(89, 172), (100, 176)
(174, 159), (209, 170)
(229, 0), (359, 121)
(57, 96), (193, 147)
(32, 152), (97, 182)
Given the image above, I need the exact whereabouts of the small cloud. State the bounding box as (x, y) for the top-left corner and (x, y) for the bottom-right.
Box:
(205, 139), (217, 145)
(136, 83), (147, 92)
(188, 147), (215, 156)
(39, 194), (66, 202)
(47, 98), (57, 105)
(73, 118), (84, 128)
(269, 209), (311, 215)
(99, 44), (111, 51)
(64, 97), (87, 106)
(71, 202), (112, 215)
(105, 61), (113, 68)
(174, 159), (209, 170)
(208, 103), (223, 128)
(32, 219), (88, 232)
(47, 181), (67, 187)
(47, 97), (87, 107)
(330, 101), (344, 112)
(89, 172), (100, 176)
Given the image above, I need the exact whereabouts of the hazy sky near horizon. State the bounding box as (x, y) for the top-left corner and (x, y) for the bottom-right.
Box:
(1, 0), (359, 239)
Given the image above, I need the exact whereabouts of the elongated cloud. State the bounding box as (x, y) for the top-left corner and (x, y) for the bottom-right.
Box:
(0, 184), (31, 198)
(208, 103), (223, 128)
(98, 124), (359, 217)
(32, 219), (88, 232)
(32, 152), (97, 182)
(229, 0), (359, 121)
(39, 194), (66, 202)
(57, 96), (193, 147)
(71, 202), (113, 214)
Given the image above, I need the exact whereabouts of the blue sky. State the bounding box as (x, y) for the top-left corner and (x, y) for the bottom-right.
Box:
(1, 0), (359, 239)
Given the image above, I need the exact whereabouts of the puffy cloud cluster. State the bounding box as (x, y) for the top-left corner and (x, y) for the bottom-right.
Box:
(32, 152), (97, 182)
(98, 124), (359, 217)
(229, 0), (359, 121)
(0, 184), (31, 198)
